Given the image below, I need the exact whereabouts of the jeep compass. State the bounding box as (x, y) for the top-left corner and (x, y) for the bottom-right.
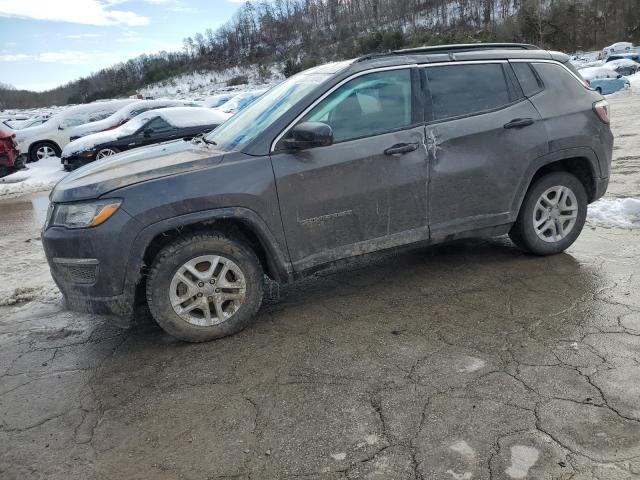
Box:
(42, 43), (613, 342)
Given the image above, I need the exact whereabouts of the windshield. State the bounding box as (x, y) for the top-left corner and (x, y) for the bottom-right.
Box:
(205, 73), (331, 151)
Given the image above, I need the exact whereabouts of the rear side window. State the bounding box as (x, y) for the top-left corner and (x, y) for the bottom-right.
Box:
(512, 62), (544, 97)
(425, 63), (511, 120)
(531, 63), (587, 101)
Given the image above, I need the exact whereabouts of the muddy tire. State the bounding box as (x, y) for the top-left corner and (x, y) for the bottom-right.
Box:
(510, 171), (587, 256)
(146, 232), (263, 342)
(29, 141), (60, 163)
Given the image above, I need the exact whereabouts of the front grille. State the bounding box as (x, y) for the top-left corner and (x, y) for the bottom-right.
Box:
(52, 259), (99, 285)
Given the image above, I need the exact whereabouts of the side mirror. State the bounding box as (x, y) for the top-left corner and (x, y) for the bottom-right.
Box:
(143, 128), (154, 137)
(617, 74), (623, 79)
(283, 122), (333, 150)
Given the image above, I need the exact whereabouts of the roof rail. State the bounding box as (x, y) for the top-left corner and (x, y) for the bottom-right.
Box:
(356, 43), (540, 62)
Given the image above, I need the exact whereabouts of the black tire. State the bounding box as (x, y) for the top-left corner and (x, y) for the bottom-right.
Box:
(146, 232), (264, 342)
(28, 141), (61, 163)
(595, 87), (603, 94)
(509, 171), (588, 256)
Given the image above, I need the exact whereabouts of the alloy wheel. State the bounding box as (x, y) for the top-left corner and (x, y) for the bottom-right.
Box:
(36, 145), (56, 160)
(169, 254), (247, 326)
(96, 148), (117, 160)
(532, 185), (578, 243)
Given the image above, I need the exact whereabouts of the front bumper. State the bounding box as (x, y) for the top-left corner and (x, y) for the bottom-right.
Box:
(42, 206), (142, 317)
(62, 154), (94, 170)
(0, 149), (20, 167)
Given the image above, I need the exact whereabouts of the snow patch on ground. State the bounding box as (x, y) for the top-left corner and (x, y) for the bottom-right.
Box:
(450, 440), (475, 457)
(505, 445), (540, 479)
(0, 157), (67, 198)
(458, 357), (486, 373)
(0, 285), (62, 306)
(627, 72), (640, 88)
(587, 198), (640, 229)
(446, 470), (472, 480)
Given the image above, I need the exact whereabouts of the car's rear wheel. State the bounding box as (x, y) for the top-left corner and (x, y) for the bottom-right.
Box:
(595, 87), (603, 94)
(146, 232), (264, 342)
(96, 147), (119, 160)
(29, 141), (60, 163)
(509, 171), (588, 256)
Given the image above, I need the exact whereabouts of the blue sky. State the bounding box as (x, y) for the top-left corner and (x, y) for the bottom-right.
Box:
(0, 0), (244, 91)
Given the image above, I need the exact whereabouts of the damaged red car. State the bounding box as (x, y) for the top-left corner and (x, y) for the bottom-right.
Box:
(0, 128), (23, 177)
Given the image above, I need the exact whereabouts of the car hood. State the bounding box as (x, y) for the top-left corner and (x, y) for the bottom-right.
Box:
(62, 127), (126, 157)
(14, 123), (52, 144)
(51, 139), (226, 203)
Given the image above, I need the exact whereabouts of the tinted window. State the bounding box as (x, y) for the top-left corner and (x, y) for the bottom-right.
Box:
(531, 63), (587, 101)
(425, 64), (511, 120)
(146, 117), (173, 133)
(512, 63), (544, 97)
(302, 69), (412, 143)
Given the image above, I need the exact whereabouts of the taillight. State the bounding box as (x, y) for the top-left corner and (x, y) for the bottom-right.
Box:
(593, 100), (610, 124)
(584, 79), (591, 87)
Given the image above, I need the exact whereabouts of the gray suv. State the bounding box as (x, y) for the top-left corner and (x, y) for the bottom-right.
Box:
(42, 43), (612, 342)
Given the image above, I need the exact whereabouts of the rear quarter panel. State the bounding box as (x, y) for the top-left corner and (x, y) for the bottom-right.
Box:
(529, 62), (613, 178)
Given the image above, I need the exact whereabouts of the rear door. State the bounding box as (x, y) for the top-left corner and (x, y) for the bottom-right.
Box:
(423, 61), (549, 239)
(271, 67), (429, 272)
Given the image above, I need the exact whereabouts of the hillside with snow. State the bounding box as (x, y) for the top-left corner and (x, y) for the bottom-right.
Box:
(139, 64), (284, 99)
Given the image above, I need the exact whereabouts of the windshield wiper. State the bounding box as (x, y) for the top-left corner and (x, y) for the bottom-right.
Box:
(202, 137), (217, 146)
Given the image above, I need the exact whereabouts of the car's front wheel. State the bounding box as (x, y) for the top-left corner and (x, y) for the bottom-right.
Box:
(95, 147), (120, 160)
(510, 171), (588, 255)
(146, 232), (264, 342)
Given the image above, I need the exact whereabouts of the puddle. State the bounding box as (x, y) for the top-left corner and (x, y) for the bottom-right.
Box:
(0, 193), (49, 235)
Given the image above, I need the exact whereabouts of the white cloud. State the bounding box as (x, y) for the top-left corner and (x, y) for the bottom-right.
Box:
(38, 51), (94, 64)
(0, 53), (31, 62)
(67, 33), (102, 39)
(0, 50), (118, 65)
(0, 0), (149, 26)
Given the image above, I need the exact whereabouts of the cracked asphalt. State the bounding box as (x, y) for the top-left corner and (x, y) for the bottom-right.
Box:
(1, 91), (640, 480)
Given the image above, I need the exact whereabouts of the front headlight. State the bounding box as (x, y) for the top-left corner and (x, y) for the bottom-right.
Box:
(51, 199), (122, 229)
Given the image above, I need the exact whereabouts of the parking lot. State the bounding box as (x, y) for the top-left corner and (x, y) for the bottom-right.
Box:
(1, 91), (639, 479)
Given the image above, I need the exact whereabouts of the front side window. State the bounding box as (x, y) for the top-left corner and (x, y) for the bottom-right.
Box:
(300, 69), (412, 143)
(425, 63), (511, 121)
(146, 117), (173, 133)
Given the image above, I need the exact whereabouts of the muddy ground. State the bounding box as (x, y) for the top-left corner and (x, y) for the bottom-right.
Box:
(1, 92), (639, 480)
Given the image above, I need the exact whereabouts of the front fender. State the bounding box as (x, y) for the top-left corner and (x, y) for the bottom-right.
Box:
(123, 206), (294, 294)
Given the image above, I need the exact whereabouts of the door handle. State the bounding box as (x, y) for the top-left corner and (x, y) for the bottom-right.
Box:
(504, 118), (535, 129)
(384, 143), (419, 156)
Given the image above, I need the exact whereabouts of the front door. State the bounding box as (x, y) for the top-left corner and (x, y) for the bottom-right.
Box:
(271, 68), (429, 272)
(423, 62), (549, 239)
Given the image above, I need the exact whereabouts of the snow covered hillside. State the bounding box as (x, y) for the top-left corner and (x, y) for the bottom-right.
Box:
(139, 64), (283, 99)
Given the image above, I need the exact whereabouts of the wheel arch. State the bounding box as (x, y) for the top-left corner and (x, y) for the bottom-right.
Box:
(126, 207), (293, 309)
(28, 139), (61, 159)
(512, 148), (600, 218)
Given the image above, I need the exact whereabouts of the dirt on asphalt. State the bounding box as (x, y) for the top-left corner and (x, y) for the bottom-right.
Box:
(1, 92), (639, 480)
